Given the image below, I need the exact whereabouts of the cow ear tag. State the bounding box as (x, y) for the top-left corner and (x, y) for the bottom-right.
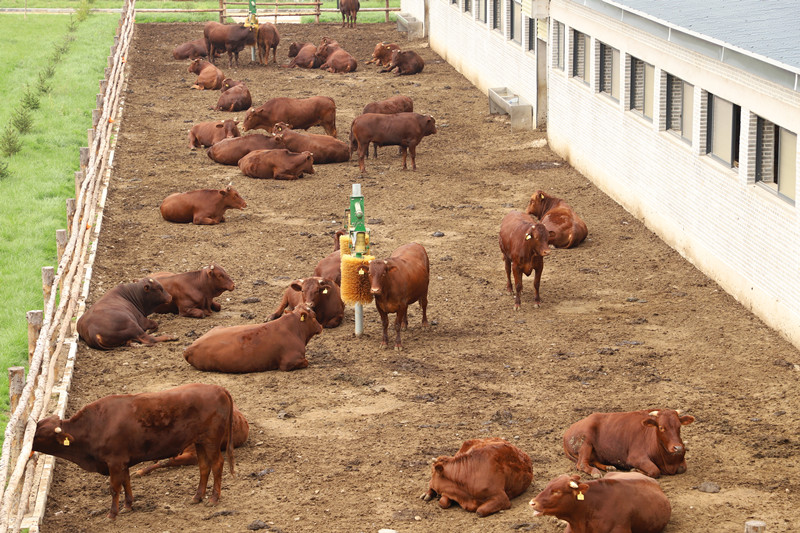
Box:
(526, 234), (532, 240)
(541, 194), (545, 199)
(62, 437), (70, 447)
(358, 268), (365, 275)
(322, 288), (328, 294)
(577, 492), (584, 501)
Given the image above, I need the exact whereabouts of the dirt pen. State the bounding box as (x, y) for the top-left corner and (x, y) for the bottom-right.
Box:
(10, 16), (800, 533)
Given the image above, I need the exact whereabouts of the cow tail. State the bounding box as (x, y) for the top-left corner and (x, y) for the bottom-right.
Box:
(225, 389), (235, 476)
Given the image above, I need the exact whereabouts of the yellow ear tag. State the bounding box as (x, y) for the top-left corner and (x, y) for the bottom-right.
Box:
(576, 492), (584, 501)
(526, 234), (532, 240)
(541, 194), (545, 199)
(300, 315), (305, 322)
(322, 288), (328, 294)
(358, 268), (365, 275)
(63, 438), (70, 446)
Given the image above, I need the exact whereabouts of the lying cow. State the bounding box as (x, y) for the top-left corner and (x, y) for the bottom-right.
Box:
(214, 78), (251, 112)
(272, 122), (350, 163)
(189, 58), (224, 90)
(243, 96), (337, 137)
(207, 134), (284, 165)
(77, 277), (177, 350)
(361, 95), (414, 158)
(33, 383), (234, 518)
(257, 22), (280, 64)
(380, 49), (425, 75)
(204, 21), (256, 68)
(173, 38), (210, 60)
(498, 210), (550, 310)
(315, 41), (357, 73)
(421, 438), (533, 517)
(151, 264), (235, 318)
(349, 112), (437, 173)
(313, 229), (347, 285)
(267, 277), (344, 328)
(530, 472), (672, 533)
(188, 119), (240, 149)
(238, 148), (315, 180)
(340, 0), (359, 27)
(526, 190), (588, 248)
(285, 42), (322, 69)
(160, 185), (247, 225)
(183, 305), (322, 372)
(368, 242), (429, 349)
(365, 42), (400, 67)
(563, 409), (695, 478)
(135, 406), (249, 477)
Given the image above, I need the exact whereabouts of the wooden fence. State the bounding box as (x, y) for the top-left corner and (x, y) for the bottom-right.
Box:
(0, 1), (135, 531)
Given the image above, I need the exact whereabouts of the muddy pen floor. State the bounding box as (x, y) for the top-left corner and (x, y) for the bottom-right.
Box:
(39, 22), (800, 533)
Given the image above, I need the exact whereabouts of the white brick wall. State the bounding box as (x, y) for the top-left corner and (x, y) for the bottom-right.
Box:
(401, 0), (800, 349)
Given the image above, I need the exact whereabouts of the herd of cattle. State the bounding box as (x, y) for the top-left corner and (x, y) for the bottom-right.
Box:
(31, 21), (693, 533)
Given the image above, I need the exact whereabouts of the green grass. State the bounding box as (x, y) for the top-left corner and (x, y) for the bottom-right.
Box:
(0, 12), (120, 439)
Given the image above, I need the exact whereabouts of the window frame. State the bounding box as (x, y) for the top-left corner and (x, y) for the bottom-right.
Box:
(756, 117), (796, 203)
(526, 18), (535, 52)
(553, 21), (564, 70)
(463, 0), (471, 13)
(706, 93), (741, 168)
(571, 30), (589, 84)
(665, 74), (694, 144)
(598, 41), (619, 101)
(476, 0), (487, 22)
(491, 0), (501, 30)
(510, 0), (522, 44)
(629, 56), (654, 120)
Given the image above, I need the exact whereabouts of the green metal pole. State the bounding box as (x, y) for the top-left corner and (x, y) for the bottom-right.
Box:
(248, 0), (257, 62)
(349, 184), (368, 336)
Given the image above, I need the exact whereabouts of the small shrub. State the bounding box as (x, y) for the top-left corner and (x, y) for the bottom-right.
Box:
(41, 63), (56, 80)
(11, 108), (33, 134)
(0, 127), (22, 157)
(76, 0), (90, 22)
(68, 17), (78, 32)
(36, 76), (51, 94)
(0, 160), (9, 180)
(21, 86), (40, 110)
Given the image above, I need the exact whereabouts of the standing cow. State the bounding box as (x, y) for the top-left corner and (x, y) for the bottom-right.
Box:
(526, 190), (588, 248)
(361, 95), (414, 158)
(421, 438), (533, 517)
(32, 383), (235, 519)
(203, 21), (256, 68)
(530, 472), (672, 533)
(563, 409), (695, 478)
(256, 22), (280, 64)
(340, 0), (360, 27)
(368, 242), (429, 349)
(77, 278), (177, 349)
(150, 264), (235, 318)
(349, 112), (437, 172)
(498, 210), (550, 310)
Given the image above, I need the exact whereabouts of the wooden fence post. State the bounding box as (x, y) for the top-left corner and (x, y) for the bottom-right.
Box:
(219, 0), (225, 22)
(80, 146), (89, 171)
(385, 0), (389, 22)
(42, 267), (54, 308)
(745, 520), (766, 532)
(87, 128), (94, 150)
(66, 198), (76, 233)
(26, 310), (43, 365)
(8, 367), (24, 414)
(74, 170), (84, 199)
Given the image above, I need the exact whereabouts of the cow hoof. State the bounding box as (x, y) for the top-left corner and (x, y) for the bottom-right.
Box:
(394, 345), (402, 351)
(513, 305), (520, 311)
(533, 302), (541, 309)
(191, 496), (203, 504)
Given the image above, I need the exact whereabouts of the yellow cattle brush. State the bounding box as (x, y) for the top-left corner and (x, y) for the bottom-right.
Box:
(340, 253), (373, 305)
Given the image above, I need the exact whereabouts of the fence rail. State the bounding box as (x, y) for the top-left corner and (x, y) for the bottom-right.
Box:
(133, 0), (398, 22)
(0, 1), (135, 531)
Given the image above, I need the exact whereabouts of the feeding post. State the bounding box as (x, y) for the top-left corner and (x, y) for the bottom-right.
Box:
(339, 184), (373, 336)
(245, 0), (258, 63)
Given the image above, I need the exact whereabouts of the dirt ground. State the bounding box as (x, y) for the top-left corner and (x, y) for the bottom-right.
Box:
(39, 22), (800, 533)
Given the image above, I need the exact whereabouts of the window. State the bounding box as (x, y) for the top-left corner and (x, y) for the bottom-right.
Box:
(707, 94), (741, 167)
(476, 0), (487, 22)
(527, 18), (535, 51)
(510, 0), (522, 43)
(491, 0), (500, 30)
(464, 0), (471, 13)
(451, 0), (457, 6)
(756, 118), (796, 202)
(630, 56), (654, 119)
(571, 30), (589, 83)
(598, 42), (619, 100)
(553, 21), (564, 70)
(665, 74), (693, 143)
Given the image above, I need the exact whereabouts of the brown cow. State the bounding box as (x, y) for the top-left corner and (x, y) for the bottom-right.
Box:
(563, 409), (695, 479)
(498, 210), (550, 310)
(150, 264), (235, 318)
(421, 438), (533, 517)
(207, 134), (284, 165)
(203, 21), (256, 68)
(349, 112), (436, 172)
(526, 190), (588, 248)
(315, 41), (357, 73)
(160, 186), (247, 225)
(256, 22), (280, 64)
(183, 305), (322, 372)
(272, 122), (350, 163)
(134, 406), (249, 477)
(267, 276), (344, 328)
(380, 49), (425, 75)
(32, 383), (234, 519)
(172, 38), (209, 60)
(189, 58), (225, 90)
(214, 78), (252, 112)
(365, 42), (400, 66)
(313, 229), (347, 285)
(340, 0), (360, 27)
(361, 95), (414, 158)
(77, 278), (177, 350)
(238, 148), (315, 180)
(188, 119), (240, 149)
(243, 96), (337, 136)
(368, 242), (429, 349)
(285, 42), (322, 69)
(530, 472), (672, 533)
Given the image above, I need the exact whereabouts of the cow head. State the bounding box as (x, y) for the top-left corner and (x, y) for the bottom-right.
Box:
(526, 190), (550, 219)
(138, 278), (172, 313)
(291, 277), (336, 310)
(368, 259), (394, 296)
(221, 185), (247, 210)
(299, 151), (315, 174)
(288, 42), (303, 58)
(188, 58), (206, 74)
(272, 122), (294, 134)
(525, 222), (551, 257)
(242, 107), (260, 132)
(205, 263), (235, 292)
(33, 415), (75, 455)
(422, 114), (437, 136)
(529, 474), (589, 518)
(642, 409), (694, 458)
(219, 119), (241, 139)
(292, 304), (323, 339)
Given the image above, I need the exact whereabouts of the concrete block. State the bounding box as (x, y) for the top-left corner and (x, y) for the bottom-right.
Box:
(489, 87), (533, 131)
(396, 12), (424, 39)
